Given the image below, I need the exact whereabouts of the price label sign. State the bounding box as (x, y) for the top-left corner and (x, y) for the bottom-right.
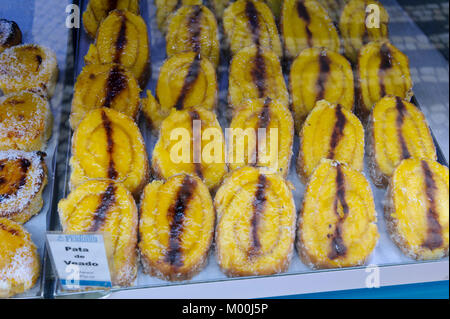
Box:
(46, 233), (112, 289)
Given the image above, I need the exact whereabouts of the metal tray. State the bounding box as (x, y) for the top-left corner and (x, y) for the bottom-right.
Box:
(48, 0), (449, 298)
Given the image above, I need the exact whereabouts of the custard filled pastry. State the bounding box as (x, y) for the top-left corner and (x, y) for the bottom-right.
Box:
(297, 160), (379, 269)
(155, 0), (202, 34)
(0, 44), (58, 98)
(368, 96), (436, 188)
(0, 218), (40, 297)
(70, 108), (149, 197)
(215, 166), (296, 277)
(152, 106), (227, 191)
(297, 100), (364, 184)
(228, 98), (294, 177)
(0, 19), (22, 53)
(166, 5), (220, 68)
(0, 91), (53, 151)
(281, 0), (340, 60)
(357, 41), (413, 118)
(340, 0), (389, 63)
(58, 180), (138, 286)
(229, 46), (288, 111)
(141, 52), (217, 130)
(223, 0), (282, 58)
(70, 63), (140, 130)
(139, 174), (215, 281)
(385, 158), (449, 260)
(83, 0), (140, 38)
(0, 151), (47, 224)
(85, 9), (150, 86)
(289, 47), (354, 131)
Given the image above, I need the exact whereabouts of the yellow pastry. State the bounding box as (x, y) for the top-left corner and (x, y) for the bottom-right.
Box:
(281, 0), (340, 60)
(367, 95), (437, 187)
(0, 91), (53, 151)
(0, 19), (22, 53)
(289, 47), (354, 131)
(0, 151), (47, 224)
(155, 0), (202, 34)
(166, 5), (220, 68)
(70, 107), (149, 197)
(58, 180), (138, 286)
(297, 100), (364, 183)
(139, 174), (215, 281)
(215, 166), (296, 276)
(385, 159), (449, 260)
(0, 44), (58, 98)
(70, 63), (141, 129)
(227, 98), (294, 177)
(297, 159), (379, 268)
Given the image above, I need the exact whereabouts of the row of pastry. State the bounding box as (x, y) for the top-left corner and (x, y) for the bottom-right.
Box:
(0, 19), (59, 297)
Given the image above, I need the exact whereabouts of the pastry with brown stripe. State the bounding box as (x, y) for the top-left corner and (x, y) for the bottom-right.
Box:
(223, 0), (282, 58)
(58, 180), (138, 286)
(70, 107), (149, 197)
(357, 41), (413, 119)
(0, 91), (53, 152)
(289, 47), (354, 131)
(152, 106), (227, 191)
(139, 174), (215, 281)
(215, 166), (296, 277)
(0, 44), (58, 98)
(166, 5), (220, 68)
(297, 100), (364, 184)
(297, 160), (379, 269)
(0, 151), (47, 224)
(70, 63), (141, 130)
(0, 217), (40, 297)
(281, 0), (340, 60)
(82, 0), (140, 38)
(227, 98), (294, 177)
(228, 46), (288, 111)
(84, 9), (150, 86)
(367, 95), (437, 188)
(0, 19), (22, 54)
(141, 52), (217, 131)
(340, 0), (389, 63)
(385, 158), (449, 260)
(155, 0), (202, 34)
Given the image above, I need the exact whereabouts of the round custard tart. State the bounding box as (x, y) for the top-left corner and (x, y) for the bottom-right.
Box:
(155, 0), (202, 34)
(82, 0), (140, 38)
(340, 0), (389, 63)
(0, 91), (53, 152)
(228, 46), (288, 111)
(141, 52), (217, 131)
(357, 41), (413, 118)
(84, 9), (150, 86)
(139, 174), (215, 281)
(281, 0), (340, 60)
(297, 160), (379, 269)
(152, 106), (227, 191)
(70, 107), (149, 197)
(70, 63), (141, 130)
(0, 151), (47, 224)
(223, 0), (282, 58)
(368, 96), (437, 188)
(0, 19), (22, 54)
(215, 166), (296, 277)
(317, 0), (349, 22)
(289, 47), (354, 131)
(227, 98), (294, 178)
(166, 5), (220, 68)
(0, 218), (40, 298)
(385, 159), (449, 260)
(0, 44), (58, 98)
(58, 180), (138, 286)
(297, 100), (364, 184)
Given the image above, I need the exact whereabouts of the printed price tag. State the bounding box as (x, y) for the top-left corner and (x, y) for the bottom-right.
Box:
(46, 233), (112, 289)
